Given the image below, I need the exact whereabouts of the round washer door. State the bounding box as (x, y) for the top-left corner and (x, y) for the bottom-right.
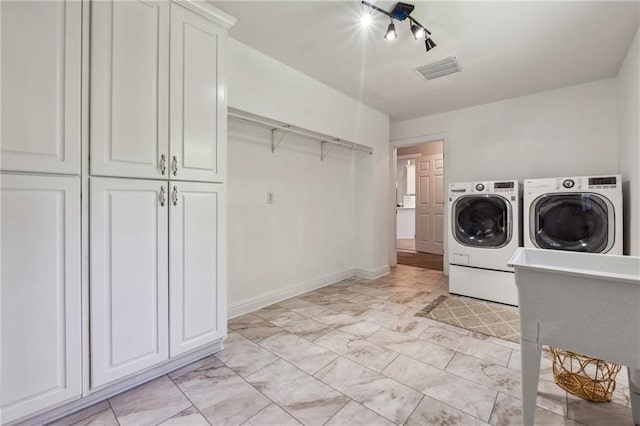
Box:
(530, 193), (614, 253)
(452, 195), (512, 248)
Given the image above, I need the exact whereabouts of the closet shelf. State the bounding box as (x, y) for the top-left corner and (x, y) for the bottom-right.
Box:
(228, 107), (374, 160)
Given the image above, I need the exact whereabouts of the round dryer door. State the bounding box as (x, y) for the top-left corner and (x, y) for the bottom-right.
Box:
(531, 193), (614, 253)
(453, 195), (512, 248)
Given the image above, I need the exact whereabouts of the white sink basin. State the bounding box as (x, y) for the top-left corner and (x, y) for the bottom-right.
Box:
(508, 248), (640, 425)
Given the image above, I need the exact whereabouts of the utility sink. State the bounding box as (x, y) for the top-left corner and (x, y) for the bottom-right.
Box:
(508, 248), (640, 425)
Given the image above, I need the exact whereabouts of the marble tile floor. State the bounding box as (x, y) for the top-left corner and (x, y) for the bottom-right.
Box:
(51, 265), (633, 426)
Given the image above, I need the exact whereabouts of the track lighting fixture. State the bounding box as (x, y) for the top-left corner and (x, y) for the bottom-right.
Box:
(385, 18), (397, 40)
(425, 37), (437, 52)
(361, 1), (436, 53)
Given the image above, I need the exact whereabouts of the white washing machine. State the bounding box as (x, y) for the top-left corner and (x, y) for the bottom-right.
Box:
(524, 175), (622, 255)
(448, 180), (521, 306)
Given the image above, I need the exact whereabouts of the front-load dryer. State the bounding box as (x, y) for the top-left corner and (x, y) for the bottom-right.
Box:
(448, 180), (521, 305)
(524, 175), (622, 255)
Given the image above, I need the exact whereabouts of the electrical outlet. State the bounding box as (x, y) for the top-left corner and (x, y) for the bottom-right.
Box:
(267, 191), (274, 204)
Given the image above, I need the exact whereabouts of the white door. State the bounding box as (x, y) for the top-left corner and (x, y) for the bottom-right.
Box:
(1, 1), (81, 175)
(1, 174), (81, 423)
(90, 177), (169, 388)
(170, 182), (225, 356)
(416, 153), (445, 254)
(170, 4), (226, 182)
(90, 0), (170, 179)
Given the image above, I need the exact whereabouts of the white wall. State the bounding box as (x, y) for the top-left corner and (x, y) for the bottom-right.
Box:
(228, 121), (355, 314)
(391, 78), (618, 183)
(617, 28), (640, 255)
(227, 38), (390, 315)
(391, 78), (618, 268)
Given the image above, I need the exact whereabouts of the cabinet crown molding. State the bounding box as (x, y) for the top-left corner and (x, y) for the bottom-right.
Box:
(173, 0), (237, 28)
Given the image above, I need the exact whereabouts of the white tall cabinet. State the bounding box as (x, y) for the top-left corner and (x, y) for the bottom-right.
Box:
(88, 0), (231, 390)
(1, 0), (234, 423)
(1, 1), (83, 423)
(0, 0), (82, 174)
(170, 5), (227, 183)
(90, 1), (170, 179)
(90, 178), (170, 388)
(170, 182), (226, 356)
(1, 175), (82, 423)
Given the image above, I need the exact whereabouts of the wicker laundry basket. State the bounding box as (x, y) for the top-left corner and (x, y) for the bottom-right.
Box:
(550, 347), (622, 402)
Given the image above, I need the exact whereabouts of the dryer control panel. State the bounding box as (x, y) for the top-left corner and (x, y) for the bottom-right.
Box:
(587, 176), (618, 190)
(546, 176), (619, 191)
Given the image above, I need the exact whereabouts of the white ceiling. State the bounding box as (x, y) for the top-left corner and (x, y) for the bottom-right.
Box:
(213, 1), (640, 122)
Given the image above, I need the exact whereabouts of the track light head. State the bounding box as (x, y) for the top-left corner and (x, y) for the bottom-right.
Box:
(425, 37), (437, 52)
(385, 18), (397, 40)
(360, 13), (372, 27)
(410, 20), (424, 39)
(410, 24), (424, 39)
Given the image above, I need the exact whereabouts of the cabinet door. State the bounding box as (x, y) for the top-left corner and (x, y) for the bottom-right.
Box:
(1, 174), (81, 423)
(169, 182), (226, 356)
(90, 177), (169, 388)
(1, 1), (81, 175)
(170, 5), (226, 183)
(90, 1), (169, 179)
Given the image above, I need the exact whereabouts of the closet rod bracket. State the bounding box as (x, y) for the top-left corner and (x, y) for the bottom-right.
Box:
(271, 126), (291, 153)
(321, 140), (337, 161)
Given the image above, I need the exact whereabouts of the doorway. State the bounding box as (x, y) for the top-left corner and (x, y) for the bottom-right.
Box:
(395, 140), (444, 271)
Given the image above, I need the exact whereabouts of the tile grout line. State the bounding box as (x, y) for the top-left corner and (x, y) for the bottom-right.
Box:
(163, 374), (213, 426)
(244, 357), (351, 425)
(106, 397), (122, 426)
(158, 404), (210, 426)
(375, 364), (492, 425)
(217, 344), (349, 425)
(238, 402), (285, 426)
(486, 390), (501, 424)
(402, 394), (426, 425)
(231, 330), (406, 426)
(442, 352), (457, 372)
(65, 407), (115, 426)
(312, 370), (402, 426)
(319, 398), (352, 426)
(416, 326), (512, 367)
(251, 306), (412, 381)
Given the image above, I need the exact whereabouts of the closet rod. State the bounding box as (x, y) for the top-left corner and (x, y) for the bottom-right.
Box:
(228, 108), (374, 155)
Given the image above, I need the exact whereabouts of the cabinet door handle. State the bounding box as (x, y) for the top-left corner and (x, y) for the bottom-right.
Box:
(160, 154), (167, 175)
(171, 156), (178, 176)
(172, 186), (178, 206)
(159, 185), (166, 207)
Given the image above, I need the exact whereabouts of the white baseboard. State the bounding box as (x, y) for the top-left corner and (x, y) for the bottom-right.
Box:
(227, 269), (355, 319)
(354, 264), (391, 280)
(10, 340), (224, 426)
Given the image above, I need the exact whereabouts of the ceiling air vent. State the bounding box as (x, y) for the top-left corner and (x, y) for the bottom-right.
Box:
(415, 56), (463, 81)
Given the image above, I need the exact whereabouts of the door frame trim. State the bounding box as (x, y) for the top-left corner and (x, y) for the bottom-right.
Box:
(389, 132), (449, 274)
